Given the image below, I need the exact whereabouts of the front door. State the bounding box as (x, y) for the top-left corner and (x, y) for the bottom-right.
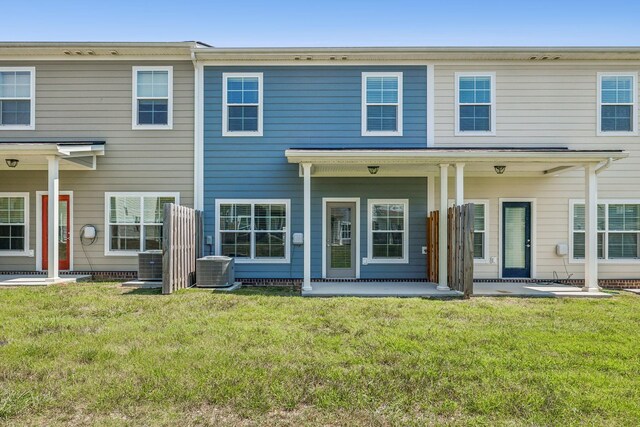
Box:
(326, 202), (356, 279)
(42, 194), (71, 270)
(502, 202), (531, 278)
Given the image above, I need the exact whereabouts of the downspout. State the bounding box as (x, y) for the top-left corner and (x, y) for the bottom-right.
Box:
(595, 157), (613, 175)
(191, 49), (204, 211)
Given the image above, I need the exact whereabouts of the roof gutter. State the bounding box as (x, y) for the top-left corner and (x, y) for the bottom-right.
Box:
(595, 157), (614, 175)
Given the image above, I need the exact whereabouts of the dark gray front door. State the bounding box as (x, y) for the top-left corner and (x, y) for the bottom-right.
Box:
(502, 202), (532, 278)
(326, 202), (356, 278)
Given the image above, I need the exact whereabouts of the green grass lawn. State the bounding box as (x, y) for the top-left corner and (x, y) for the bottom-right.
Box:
(1, 283), (639, 426)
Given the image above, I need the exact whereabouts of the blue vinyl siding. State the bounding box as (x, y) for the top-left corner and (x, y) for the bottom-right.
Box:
(204, 66), (428, 279)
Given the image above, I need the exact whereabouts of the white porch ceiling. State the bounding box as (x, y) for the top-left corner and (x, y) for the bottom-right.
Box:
(285, 148), (629, 178)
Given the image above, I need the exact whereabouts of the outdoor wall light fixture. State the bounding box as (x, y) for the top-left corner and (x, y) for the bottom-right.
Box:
(368, 165), (380, 175)
(5, 159), (19, 168)
(494, 165), (506, 175)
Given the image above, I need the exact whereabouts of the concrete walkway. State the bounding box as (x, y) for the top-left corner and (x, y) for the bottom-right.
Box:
(473, 282), (611, 298)
(302, 280), (612, 298)
(0, 274), (90, 286)
(303, 281), (462, 298)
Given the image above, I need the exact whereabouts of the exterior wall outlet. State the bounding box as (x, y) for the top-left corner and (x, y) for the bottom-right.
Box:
(556, 243), (569, 256)
(362, 257), (369, 265)
(421, 246), (427, 255)
(292, 233), (304, 245)
(205, 235), (213, 245)
(490, 256), (497, 264)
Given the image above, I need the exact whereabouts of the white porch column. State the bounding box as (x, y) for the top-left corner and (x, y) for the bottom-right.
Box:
(437, 163), (450, 290)
(302, 163), (312, 291)
(455, 163), (465, 205)
(47, 156), (60, 280)
(583, 163), (599, 292)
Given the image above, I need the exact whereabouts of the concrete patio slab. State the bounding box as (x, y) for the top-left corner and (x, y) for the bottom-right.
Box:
(624, 289), (640, 295)
(303, 281), (462, 298)
(0, 274), (90, 287)
(473, 282), (611, 298)
(121, 280), (163, 288)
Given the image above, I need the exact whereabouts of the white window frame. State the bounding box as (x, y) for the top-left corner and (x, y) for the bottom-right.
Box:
(569, 199), (640, 264)
(596, 72), (638, 136)
(367, 199), (409, 264)
(0, 192), (30, 256)
(454, 72), (496, 136)
(215, 199), (290, 264)
(132, 66), (173, 130)
(361, 72), (403, 136)
(449, 198), (489, 263)
(104, 192), (180, 256)
(222, 72), (264, 137)
(0, 67), (36, 130)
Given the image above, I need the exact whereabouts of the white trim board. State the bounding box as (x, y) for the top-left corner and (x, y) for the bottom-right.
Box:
(104, 192), (180, 257)
(568, 198), (640, 264)
(596, 72), (638, 136)
(0, 67), (36, 130)
(498, 198), (537, 279)
(322, 197), (361, 279)
(366, 198), (409, 264)
(0, 192), (31, 257)
(222, 72), (264, 137)
(448, 198), (490, 264)
(36, 191), (73, 271)
(214, 198), (291, 264)
(131, 66), (174, 130)
(361, 72), (403, 137)
(454, 71), (496, 136)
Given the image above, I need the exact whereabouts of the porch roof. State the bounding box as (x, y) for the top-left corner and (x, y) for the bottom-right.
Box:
(285, 147), (629, 177)
(0, 141), (105, 170)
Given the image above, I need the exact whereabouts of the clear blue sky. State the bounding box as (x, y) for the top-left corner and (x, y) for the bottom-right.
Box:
(3, 0), (640, 47)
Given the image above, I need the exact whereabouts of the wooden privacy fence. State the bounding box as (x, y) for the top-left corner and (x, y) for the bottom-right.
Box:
(426, 211), (439, 283)
(426, 203), (475, 298)
(162, 204), (204, 295)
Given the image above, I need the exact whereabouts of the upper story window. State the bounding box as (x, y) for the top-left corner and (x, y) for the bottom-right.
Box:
(362, 72), (403, 136)
(0, 68), (35, 130)
(455, 72), (496, 136)
(598, 73), (637, 135)
(222, 73), (263, 136)
(132, 66), (173, 129)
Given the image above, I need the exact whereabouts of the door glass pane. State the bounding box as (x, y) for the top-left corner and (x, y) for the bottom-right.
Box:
(330, 207), (352, 269)
(504, 206), (526, 269)
(59, 200), (68, 261)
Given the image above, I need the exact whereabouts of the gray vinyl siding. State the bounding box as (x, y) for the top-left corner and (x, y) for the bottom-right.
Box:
(0, 60), (194, 272)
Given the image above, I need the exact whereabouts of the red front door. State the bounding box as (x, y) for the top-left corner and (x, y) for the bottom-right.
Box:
(42, 195), (71, 270)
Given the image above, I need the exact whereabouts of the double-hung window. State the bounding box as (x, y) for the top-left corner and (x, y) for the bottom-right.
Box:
(598, 73), (637, 135)
(216, 199), (289, 263)
(455, 72), (495, 135)
(132, 66), (173, 129)
(222, 73), (263, 136)
(368, 199), (408, 263)
(571, 200), (640, 261)
(362, 72), (403, 136)
(106, 193), (178, 255)
(448, 199), (489, 262)
(0, 68), (35, 130)
(0, 193), (29, 255)
(472, 202), (488, 261)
